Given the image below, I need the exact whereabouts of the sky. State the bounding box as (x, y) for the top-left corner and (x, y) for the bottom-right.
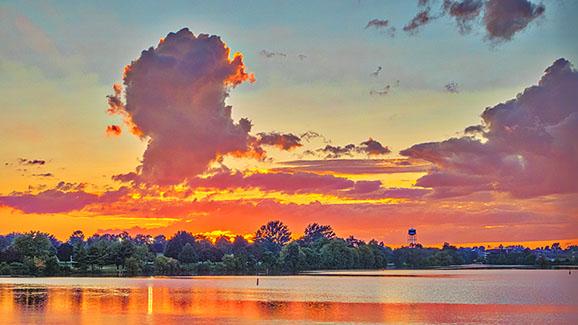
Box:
(1, 0), (577, 247)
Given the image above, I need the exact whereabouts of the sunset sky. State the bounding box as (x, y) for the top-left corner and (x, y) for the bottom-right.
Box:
(1, 0), (577, 247)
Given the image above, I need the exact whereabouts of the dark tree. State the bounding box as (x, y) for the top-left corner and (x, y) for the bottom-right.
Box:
(119, 240), (136, 266)
(13, 232), (55, 258)
(195, 239), (223, 262)
(4, 233), (21, 246)
(345, 235), (365, 248)
(68, 230), (85, 247)
(134, 234), (151, 245)
(45, 233), (62, 250)
(280, 242), (304, 274)
(152, 235), (166, 254)
(0, 235), (7, 250)
(1, 246), (22, 263)
(178, 243), (198, 263)
(164, 231), (195, 259)
(215, 236), (233, 255)
(118, 231), (131, 241)
(320, 239), (353, 269)
(73, 244), (89, 271)
(87, 246), (101, 270)
(105, 242), (124, 269)
(57, 243), (74, 262)
(358, 245), (376, 268)
(44, 256), (60, 275)
(232, 236), (249, 253)
(255, 220), (292, 253)
(301, 223), (336, 246)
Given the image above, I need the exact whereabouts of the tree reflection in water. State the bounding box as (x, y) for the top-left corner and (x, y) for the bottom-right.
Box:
(13, 287), (48, 310)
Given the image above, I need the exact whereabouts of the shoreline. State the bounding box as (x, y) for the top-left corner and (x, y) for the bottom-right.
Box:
(1, 264), (576, 279)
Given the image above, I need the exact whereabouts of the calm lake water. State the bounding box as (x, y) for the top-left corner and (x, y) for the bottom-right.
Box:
(0, 269), (576, 324)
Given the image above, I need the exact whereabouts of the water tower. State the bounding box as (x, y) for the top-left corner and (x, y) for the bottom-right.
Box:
(408, 228), (417, 248)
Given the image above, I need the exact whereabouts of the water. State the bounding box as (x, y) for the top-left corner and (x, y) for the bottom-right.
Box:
(0, 269), (576, 324)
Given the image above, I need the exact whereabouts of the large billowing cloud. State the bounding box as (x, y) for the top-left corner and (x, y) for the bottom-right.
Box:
(107, 28), (259, 185)
(401, 58), (578, 198)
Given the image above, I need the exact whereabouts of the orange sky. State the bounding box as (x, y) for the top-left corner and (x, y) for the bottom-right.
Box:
(1, 3), (577, 247)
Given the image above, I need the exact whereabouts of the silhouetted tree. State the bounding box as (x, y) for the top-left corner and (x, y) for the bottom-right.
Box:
(345, 235), (365, 248)
(152, 235), (166, 254)
(195, 239), (223, 262)
(178, 243), (198, 263)
(164, 231), (195, 259)
(13, 232), (55, 258)
(57, 243), (74, 262)
(280, 242), (305, 274)
(232, 236), (249, 253)
(255, 220), (292, 253)
(73, 244), (89, 271)
(215, 236), (233, 255)
(68, 230), (85, 247)
(320, 239), (353, 269)
(0, 236), (8, 250)
(300, 223), (336, 247)
(358, 245), (376, 268)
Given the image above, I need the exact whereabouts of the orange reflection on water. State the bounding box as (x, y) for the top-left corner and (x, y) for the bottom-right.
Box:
(1, 283), (577, 324)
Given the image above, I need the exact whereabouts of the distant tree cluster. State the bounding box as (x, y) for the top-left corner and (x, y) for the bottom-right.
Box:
(0, 224), (576, 277)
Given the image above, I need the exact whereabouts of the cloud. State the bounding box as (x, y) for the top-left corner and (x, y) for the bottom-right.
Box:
(55, 182), (87, 191)
(305, 138), (391, 159)
(365, 19), (396, 37)
(31, 173), (53, 177)
(259, 50), (287, 58)
(0, 189), (99, 213)
(106, 125), (122, 136)
(370, 85), (391, 96)
(444, 81), (460, 93)
(78, 193), (577, 245)
(346, 180), (382, 194)
(189, 171), (361, 195)
(17, 158), (46, 165)
(106, 28), (259, 185)
(253, 131), (326, 151)
(256, 132), (303, 150)
(300, 131), (327, 143)
(444, 0), (485, 34)
(365, 19), (390, 29)
(401, 58), (578, 198)
(403, 9), (435, 35)
(483, 0), (545, 43)
(359, 138), (391, 155)
(464, 124), (485, 134)
(0, 185), (128, 214)
(402, 0), (545, 43)
(308, 144), (357, 159)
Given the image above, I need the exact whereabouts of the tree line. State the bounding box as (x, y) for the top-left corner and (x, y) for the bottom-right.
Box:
(0, 221), (576, 276)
